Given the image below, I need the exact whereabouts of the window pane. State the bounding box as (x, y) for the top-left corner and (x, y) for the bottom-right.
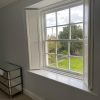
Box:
(46, 41), (56, 53)
(58, 26), (69, 39)
(71, 5), (83, 23)
(71, 24), (83, 39)
(46, 12), (56, 27)
(70, 57), (83, 73)
(47, 54), (56, 67)
(47, 27), (56, 40)
(70, 42), (83, 56)
(57, 41), (68, 55)
(57, 9), (69, 25)
(57, 55), (69, 70)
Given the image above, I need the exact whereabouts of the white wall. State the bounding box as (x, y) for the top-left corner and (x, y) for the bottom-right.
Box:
(0, 0), (100, 100)
(0, 12), (4, 62)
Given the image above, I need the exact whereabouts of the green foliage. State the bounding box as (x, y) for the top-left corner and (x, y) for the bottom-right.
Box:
(48, 41), (56, 53)
(47, 25), (83, 73)
(57, 41), (68, 55)
(71, 25), (83, 39)
(58, 27), (69, 39)
(54, 57), (83, 73)
(58, 25), (83, 55)
(48, 54), (56, 64)
(70, 57), (83, 73)
(62, 50), (68, 55)
(49, 57), (83, 73)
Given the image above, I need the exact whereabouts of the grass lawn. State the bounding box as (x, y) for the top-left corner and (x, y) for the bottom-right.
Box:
(50, 57), (83, 74)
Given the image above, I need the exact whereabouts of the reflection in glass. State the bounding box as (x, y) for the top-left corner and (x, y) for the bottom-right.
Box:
(71, 24), (83, 39)
(71, 5), (83, 23)
(70, 42), (83, 56)
(57, 55), (69, 70)
(58, 26), (69, 39)
(70, 57), (83, 73)
(47, 54), (56, 67)
(57, 9), (69, 25)
(47, 27), (56, 40)
(47, 41), (56, 53)
(57, 41), (68, 55)
(46, 12), (56, 27)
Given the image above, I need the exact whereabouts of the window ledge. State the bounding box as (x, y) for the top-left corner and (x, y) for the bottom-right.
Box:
(28, 69), (90, 92)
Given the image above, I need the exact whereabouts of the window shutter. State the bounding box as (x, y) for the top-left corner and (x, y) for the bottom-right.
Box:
(26, 9), (41, 70)
(84, 0), (94, 90)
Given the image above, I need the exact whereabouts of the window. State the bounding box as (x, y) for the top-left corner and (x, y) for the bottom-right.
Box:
(44, 4), (84, 76)
(26, 0), (93, 90)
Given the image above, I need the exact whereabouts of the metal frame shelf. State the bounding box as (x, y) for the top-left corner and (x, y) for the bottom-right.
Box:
(0, 62), (23, 98)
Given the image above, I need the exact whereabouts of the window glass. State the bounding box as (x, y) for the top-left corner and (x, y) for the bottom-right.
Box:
(46, 12), (56, 27)
(46, 41), (56, 53)
(71, 5), (83, 23)
(58, 26), (69, 39)
(47, 27), (56, 40)
(57, 55), (69, 70)
(70, 57), (83, 73)
(57, 9), (69, 25)
(57, 41), (68, 55)
(71, 24), (83, 39)
(47, 54), (56, 67)
(45, 4), (84, 74)
(70, 42), (83, 56)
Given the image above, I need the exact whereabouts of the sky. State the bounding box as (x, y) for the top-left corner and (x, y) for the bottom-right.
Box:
(45, 5), (83, 38)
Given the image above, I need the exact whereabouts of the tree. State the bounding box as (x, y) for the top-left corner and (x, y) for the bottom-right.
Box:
(58, 25), (83, 56)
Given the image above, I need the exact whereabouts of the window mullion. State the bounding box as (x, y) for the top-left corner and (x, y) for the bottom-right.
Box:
(68, 42), (70, 70)
(44, 14), (48, 67)
(55, 12), (58, 68)
(68, 8), (71, 70)
(69, 8), (71, 40)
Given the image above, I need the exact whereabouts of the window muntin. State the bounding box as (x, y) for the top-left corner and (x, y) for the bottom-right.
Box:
(44, 4), (84, 74)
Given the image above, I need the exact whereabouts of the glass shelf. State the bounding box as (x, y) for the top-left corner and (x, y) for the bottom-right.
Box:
(0, 63), (20, 72)
(0, 62), (23, 97)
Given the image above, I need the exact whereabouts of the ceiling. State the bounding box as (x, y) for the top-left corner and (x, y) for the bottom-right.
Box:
(28, 0), (63, 8)
(0, 0), (18, 8)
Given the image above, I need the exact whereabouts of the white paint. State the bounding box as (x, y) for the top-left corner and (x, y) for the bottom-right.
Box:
(26, 10), (40, 70)
(29, 70), (89, 92)
(24, 88), (45, 100)
(27, 0), (80, 9)
(27, 0), (63, 8)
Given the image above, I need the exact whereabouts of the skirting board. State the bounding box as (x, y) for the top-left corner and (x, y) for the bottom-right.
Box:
(24, 88), (45, 100)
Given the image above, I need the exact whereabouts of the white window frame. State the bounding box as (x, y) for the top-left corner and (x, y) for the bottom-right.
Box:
(26, 0), (94, 91)
(40, 1), (85, 79)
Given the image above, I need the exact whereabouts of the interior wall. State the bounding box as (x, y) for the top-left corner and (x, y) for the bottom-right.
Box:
(0, 0), (100, 100)
(0, 13), (4, 62)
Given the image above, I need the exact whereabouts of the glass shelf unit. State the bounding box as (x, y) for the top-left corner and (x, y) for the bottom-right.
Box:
(0, 62), (23, 97)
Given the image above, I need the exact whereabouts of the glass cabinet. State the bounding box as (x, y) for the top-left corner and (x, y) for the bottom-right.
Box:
(0, 62), (23, 97)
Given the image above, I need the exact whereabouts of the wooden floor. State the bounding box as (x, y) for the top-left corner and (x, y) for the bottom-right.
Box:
(0, 91), (33, 100)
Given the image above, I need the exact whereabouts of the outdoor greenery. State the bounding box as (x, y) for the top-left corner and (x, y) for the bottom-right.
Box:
(58, 57), (83, 73)
(49, 57), (83, 73)
(47, 25), (83, 73)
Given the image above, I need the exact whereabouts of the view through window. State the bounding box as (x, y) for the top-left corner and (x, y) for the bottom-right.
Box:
(45, 5), (83, 74)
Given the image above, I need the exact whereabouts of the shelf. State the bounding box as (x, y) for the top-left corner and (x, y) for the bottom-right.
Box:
(0, 63), (20, 72)
(0, 62), (23, 97)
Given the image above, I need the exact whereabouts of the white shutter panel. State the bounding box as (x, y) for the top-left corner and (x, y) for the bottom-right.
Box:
(26, 9), (41, 70)
(84, 0), (94, 90)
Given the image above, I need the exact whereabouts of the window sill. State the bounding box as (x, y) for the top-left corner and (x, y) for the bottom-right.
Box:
(28, 69), (91, 92)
